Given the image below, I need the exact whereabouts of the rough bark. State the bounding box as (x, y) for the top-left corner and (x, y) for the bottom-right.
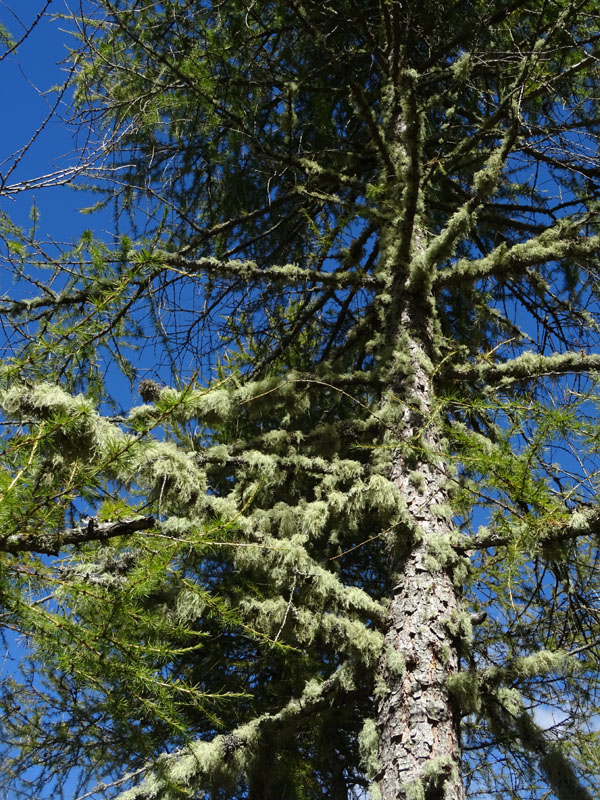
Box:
(377, 322), (465, 800)
(377, 539), (464, 800)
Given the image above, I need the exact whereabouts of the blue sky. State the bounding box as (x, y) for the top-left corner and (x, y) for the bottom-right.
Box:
(0, 1), (108, 244)
(0, 1), (174, 403)
(0, 7), (108, 799)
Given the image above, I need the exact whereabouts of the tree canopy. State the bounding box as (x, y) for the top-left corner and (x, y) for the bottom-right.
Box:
(2, 1), (600, 799)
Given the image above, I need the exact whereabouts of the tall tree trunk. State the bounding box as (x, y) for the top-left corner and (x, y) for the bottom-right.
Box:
(376, 321), (465, 800)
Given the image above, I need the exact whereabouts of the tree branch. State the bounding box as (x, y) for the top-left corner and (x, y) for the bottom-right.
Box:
(447, 350), (600, 387)
(160, 253), (379, 289)
(483, 697), (594, 800)
(110, 663), (351, 800)
(456, 507), (600, 553)
(434, 221), (599, 289)
(412, 113), (520, 291)
(0, 516), (156, 556)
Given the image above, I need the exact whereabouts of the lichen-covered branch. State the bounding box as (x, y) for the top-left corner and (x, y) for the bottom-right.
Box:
(411, 113), (520, 292)
(160, 253), (379, 289)
(448, 350), (600, 387)
(483, 693), (594, 800)
(456, 506), (600, 553)
(434, 221), (599, 288)
(113, 665), (355, 800)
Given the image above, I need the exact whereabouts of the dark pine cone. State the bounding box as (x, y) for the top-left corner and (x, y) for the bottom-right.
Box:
(138, 379), (163, 403)
(221, 734), (242, 760)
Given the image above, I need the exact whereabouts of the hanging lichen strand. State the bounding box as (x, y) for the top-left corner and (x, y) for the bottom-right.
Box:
(3, 2), (600, 800)
(0, 373), (396, 798)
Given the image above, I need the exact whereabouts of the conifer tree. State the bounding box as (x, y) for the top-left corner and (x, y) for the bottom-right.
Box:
(3, 1), (600, 799)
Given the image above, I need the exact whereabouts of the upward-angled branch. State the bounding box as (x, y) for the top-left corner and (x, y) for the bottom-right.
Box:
(411, 113), (520, 291)
(110, 663), (353, 800)
(434, 221), (599, 288)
